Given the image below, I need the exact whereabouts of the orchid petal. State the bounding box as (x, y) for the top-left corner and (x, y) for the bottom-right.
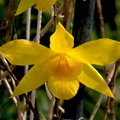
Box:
(69, 38), (120, 65)
(78, 63), (114, 97)
(11, 63), (48, 97)
(50, 22), (74, 53)
(0, 40), (55, 65)
(48, 76), (79, 100)
(15, 0), (35, 15)
(36, 0), (56, 12)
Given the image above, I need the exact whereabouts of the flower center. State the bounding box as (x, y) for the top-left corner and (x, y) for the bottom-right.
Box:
(44, 53), (82, 78)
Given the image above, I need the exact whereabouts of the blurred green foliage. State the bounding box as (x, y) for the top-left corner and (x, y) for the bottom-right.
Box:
(0, 0), (120, 120)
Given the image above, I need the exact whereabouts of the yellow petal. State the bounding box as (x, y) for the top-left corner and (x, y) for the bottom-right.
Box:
(78, 63), (114, 97)
(36, 0), (56, 12)
(48, 76), (79, 100)
(11, 63), (48, 97)
(15, 0), (35, 15)
(0, 39), (55, 65)
(50, 22), (74, 53)
(69, 38), (120, 65)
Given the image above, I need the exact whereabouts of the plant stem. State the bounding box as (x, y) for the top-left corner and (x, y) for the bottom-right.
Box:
(33, 3), (63, 42)
(0, 54), (41, 120)
(36, 11), (42, 43)
(61, 0), (95, 119)
(47, 97), (55, 120)
(63, 0), (74, 31)
(53, 98), (60, 120)
(89, 63), (116, 120)
(103, 59), (120, 120)
(73, 0), (95, 46)
(0, 0), (20, 43)
(96, 0), (105, 38)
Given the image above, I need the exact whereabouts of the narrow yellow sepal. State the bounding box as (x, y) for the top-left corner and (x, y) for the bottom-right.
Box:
(0, 39), (55, 65)
(10, 63), (48, 97)
(69, 38), (120, 65)
(78, 63), (114, 98)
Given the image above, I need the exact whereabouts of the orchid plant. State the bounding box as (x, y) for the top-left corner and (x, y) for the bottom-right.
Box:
(0, 22), (120, 100)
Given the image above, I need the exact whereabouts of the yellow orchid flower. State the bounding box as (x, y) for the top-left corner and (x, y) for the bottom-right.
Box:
(15, 0), (56, 15)
(0, 22), (120, 100)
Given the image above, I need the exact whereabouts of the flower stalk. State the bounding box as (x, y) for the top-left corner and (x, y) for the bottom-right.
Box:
(103, 59), (120, 120)
(62, 0), (95, 119)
